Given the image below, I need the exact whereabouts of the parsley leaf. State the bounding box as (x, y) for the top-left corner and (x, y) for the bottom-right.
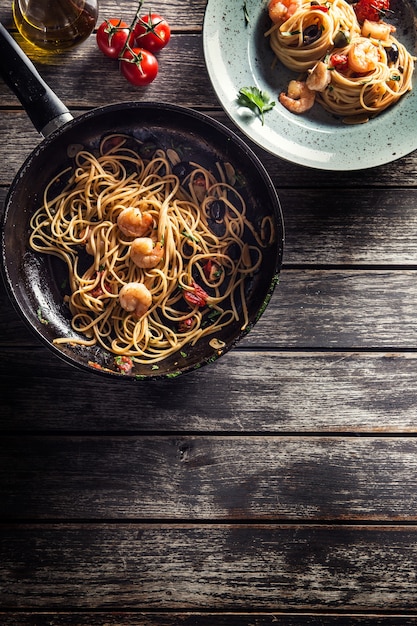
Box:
(237, 86), (276, 125)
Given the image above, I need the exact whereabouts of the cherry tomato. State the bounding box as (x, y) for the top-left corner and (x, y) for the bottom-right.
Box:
(131, 12), (171, 53)
(330, 53), (349, 72)
(96, 18), (130, 59)
(120, 47), (159, 86)
(354, 0), (390, 22)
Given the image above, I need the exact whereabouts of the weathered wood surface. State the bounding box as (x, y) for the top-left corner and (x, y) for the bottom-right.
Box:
(0, 0), (208, 31)
(2, 109), (417, 189)
(1, 524), (417, 610)
(1, 0), (417, 621)
(3, 154), (417, 262)
(2, 435), (417, 520)
(1, 348), (416, 432)
(2, 268), (417, 347)
(2, 617), (417, 626)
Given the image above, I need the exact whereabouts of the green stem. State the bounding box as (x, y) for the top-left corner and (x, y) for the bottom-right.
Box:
(119, 0), (144, 58)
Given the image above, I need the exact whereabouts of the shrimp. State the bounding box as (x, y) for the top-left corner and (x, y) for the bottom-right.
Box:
(348, 39), (380, 73)
(119, 282), (152, 318)
(279, 80), (316, 113)
(268, 0), (301, 24)
(306, 61), (331, 92)
(117, 206), (154, 238)
(361, 19), (393, 42)
(130, 237), (164, 269)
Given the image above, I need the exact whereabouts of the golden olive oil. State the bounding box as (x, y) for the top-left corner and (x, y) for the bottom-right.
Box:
(12, 0), (98, 52)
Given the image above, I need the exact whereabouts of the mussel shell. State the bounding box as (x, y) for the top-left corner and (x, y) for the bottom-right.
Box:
(208, 199), (226, 221)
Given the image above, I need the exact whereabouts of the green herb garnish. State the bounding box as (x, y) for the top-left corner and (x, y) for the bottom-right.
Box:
(237, 86), (276, 125)
(37, 307), (49, 325)
(182, 229), (199, 243)
(208, 308), (221, 320)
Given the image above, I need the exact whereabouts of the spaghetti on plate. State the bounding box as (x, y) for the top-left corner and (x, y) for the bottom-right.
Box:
(265, 0), (415, 121)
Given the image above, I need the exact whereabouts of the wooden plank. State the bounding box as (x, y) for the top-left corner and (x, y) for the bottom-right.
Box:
(262, 269), (417, 348)
(2, 110), (417, 189)
(1, 613), (417, 625)
(0, 113), (41, 184)
(2, 269), (417, 348)
(0, 0), (207, 31)
(2, 435), (417, 520)
(0, 349), (416, 433)
(3, 179), (417, 266)
(1, 524), (417, 610)
(0, 348), (415, 431)
(280, 188), (417, 265)
(0, 349), (417, 434)
(0, 34), (215, 109)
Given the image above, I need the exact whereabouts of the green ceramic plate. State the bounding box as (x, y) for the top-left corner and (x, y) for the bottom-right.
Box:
(203, 0), (417, 170)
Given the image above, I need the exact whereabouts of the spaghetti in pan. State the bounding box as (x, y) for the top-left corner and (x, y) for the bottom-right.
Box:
(29, 135), (275, 367)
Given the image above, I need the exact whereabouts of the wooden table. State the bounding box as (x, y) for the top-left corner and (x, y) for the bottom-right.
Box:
(1, 0), (417, 623)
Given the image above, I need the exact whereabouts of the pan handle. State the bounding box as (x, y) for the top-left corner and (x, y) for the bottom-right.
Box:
(0, 22), (73, 136)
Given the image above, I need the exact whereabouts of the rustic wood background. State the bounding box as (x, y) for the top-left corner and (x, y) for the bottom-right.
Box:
(1, 0), (417, 623)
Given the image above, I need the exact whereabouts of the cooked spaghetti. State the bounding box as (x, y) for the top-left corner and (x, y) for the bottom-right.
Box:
(316, 35), (415, 118)
(265, 0), (415, 121)
(29, 135), (275, 366)
(267, 0), (361, 72)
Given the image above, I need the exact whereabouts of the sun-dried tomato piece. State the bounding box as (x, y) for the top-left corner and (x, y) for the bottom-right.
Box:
(183, 281), (209, 308)
(114, 355), (133, 374)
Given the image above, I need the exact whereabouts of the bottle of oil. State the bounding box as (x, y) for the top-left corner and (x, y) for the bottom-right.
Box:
(12, 0), (98, 52)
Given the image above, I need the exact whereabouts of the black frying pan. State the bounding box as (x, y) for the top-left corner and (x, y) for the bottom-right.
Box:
(0, 22), (284, 380)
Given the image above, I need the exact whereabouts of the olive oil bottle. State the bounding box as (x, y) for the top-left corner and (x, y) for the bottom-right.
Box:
(12, 0), (98, 52)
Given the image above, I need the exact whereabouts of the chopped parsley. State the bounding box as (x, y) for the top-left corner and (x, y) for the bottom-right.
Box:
(182, 230), (199, 243)
(237, 86), (276, 125)
(37, 307), (49, 325)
